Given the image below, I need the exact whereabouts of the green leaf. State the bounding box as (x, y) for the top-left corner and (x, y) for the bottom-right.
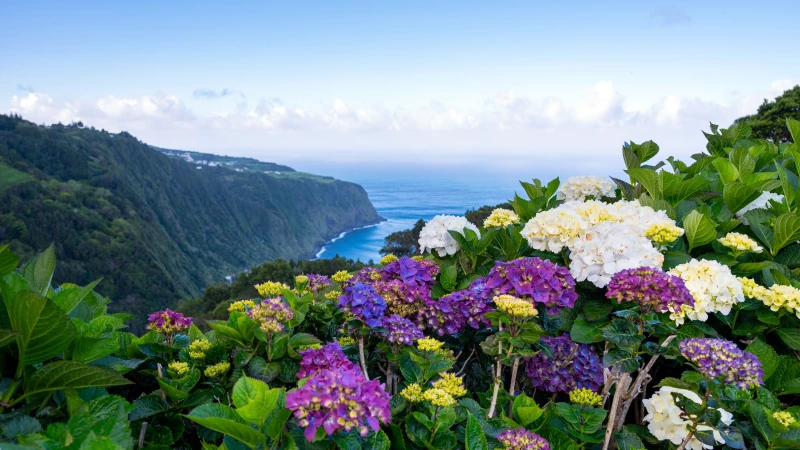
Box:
(570, 315), (609, 344)
(232, 376), (281, 426)
(627, 168), (662, 200)
(7, 290), (76, 365)
(615, 428), (646, 450)
(751, 402), (775, 444)
(206, 320), (246, 346)
(440, 265), (458, 291)
(50, 279), (102, 314)
(713, 158), (739, 183)
(0, 245), (19, 277)
(512, 393), (543, 426)
(723, 182), (761, 214)
(464, 414), (488, 450)
(772, 213), (800, 254)
(130, 395), (171, 421)
(603, 349), (640, 372)
(0, 329), (19, 348)
(746, 339), (778, 380)
(23, 360), (131, 398)
(788, 118), (800, 144)
(29, 244), (56, 296)
(777, 328), (800, 351)
(185, 404), (263, 449)
(682, 210), (717, 251)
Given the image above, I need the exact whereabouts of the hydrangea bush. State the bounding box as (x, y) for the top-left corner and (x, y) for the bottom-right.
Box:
(1, 119), (800, 449)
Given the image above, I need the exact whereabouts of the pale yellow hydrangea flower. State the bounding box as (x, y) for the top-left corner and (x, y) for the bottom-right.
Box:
(168, 361), (189, 376)
(416, 337), (444, 352)
(773, 411), (796, 427)
(483, 208), (520, 228)
(204, 362), (230, 378)
(569, 388), (603, 407)
(324, 290), (342, 301)
(762, 284), (800, 318)
(718, 232), (763, 253)
(188, 338), (212, 359)
(380, 254), (399, 265)
(432, 373), (467, 398)
(412, 255), (424, 261)
(254, 281), (290, 298)
(738, 277), (770, 301)
(228, 299), (256, 313)
(422, 388), (456, 407)
(494, 295), (538, 319)
(331, 271), (352, 284)
(369, 271), (382, 281)
(400, 383), (424, 403)
(645, 222), (684, 244)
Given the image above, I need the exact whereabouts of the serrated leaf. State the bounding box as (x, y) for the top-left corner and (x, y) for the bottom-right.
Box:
(777, 328), (800, 351)
(465, 414), (488, 450)
(8, 290), (76, 365)
(713, 158), (739, 183)
(0, 245), (19, 277)
(23, 360), (131, 398)
(683, 210), (717, 251)
(746, 339), (778, 380)
(185, 404), (263, 449)
(772, 213), (800, 254)
(627, 168), (662, 200)
(570, 315), (609, 344)
(788, 118), (800, 144)
(232, 376), (281, 426)
(723, 182), (761, 214)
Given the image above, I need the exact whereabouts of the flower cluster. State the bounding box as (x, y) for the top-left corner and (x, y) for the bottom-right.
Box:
(375, 257), (438, 322)
(228, 299), (256, 313)
(668, 259), (744, 324)
(382, 314), (424, 346)
(605, 267), (694, 314)
(254, 281), (290, 298)
(168, 361), (189, 376)
(735, 191), (783, 224)
(400, 383), (424, 403)
(557, 175), (615, 202)
(380, 254), (398, 265)
(305, 274), (332, 292)
(484, 208), (521, 228)
(332, 270), (353, 284)
(418, 215), (480, 256)
(494, 295), (538, 319)
(679, 338), (763, 389)
(569, 388), (602, 407)
(773, 411), (796, 427)
(420, 288), (493, 335)
(286, 367), (391, 441)
(473, 257), (578, 313)
(188, 338), (211, 359)
(338, 336), (356, 346)
(718, 232), (763, 253)
(422, 388), (457, 407)
(297, 342), (356, 379)
(204, 362), (230, 378)
(417, 337), (444, 352)
(525, 335), (603, 393)
(569, 221), (664, 288)
(338, 283), (387, 328)
(247, 298), (295, 334)
(431, 373), (467, 397)
(496, 429), (550, 450)
(324, 290), (342, 301)
(147, 309), (192, 334)
(645, 222), (684, 244)
(643, 387), (733, 450)
(522, 207), (588, 253)
(741, 281), (800, 318)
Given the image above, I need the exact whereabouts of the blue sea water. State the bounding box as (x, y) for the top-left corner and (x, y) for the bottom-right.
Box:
(315, 176), (525, 262)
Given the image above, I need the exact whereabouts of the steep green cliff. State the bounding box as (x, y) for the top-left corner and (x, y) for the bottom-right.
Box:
(0, 115), (381, 330)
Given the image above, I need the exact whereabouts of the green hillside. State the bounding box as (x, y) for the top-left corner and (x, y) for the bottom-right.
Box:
(0, 115), (381, 331)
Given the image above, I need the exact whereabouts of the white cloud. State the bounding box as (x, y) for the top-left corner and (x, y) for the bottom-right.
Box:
(574, 81), (625, 124)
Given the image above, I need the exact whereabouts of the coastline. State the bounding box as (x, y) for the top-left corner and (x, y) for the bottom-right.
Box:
(311, 219), (385, 260)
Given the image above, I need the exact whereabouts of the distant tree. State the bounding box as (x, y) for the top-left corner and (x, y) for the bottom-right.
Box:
(465, 203), (513, 227)
(380, 219), (426, 256)
(734, 85), (800, 142)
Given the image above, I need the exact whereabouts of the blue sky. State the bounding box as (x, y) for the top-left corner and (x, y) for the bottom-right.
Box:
(3, 0), (798, 177)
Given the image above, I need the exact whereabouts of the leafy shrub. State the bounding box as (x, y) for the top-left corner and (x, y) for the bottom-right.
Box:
(2, 119), (800, 449)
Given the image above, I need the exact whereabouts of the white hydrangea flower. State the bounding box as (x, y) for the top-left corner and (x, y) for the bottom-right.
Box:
(612, 200), (679, 237)
(668, 259), (744, 324)
(557, 176), (616, 202)
(643, 387), (733, 450)
(568, 222), (664, 288)
(735, 192), (784, 225)
(521, 207), (589, 253)
(418, 215), (480, 257)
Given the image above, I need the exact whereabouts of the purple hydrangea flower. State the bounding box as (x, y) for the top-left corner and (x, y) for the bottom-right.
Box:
(348, 267), (381, 285)
(247, 298), (295, 334)
(421, 289), (493, 336)
(496, 429), (550, 450)
(147, 309), (192, 334)
(375, 257), (439, 320)
(605, 267), (694, 314)
(525, 335), (603, 393)
(679, 338), (764, 389)
(381, 314), (424, 346)
(297, 342), (356, 379)
(339, 282), (387, 328)
(306, 274), (333, 293)
(286, 367), (391, 441)
(473, 257), (578, 314)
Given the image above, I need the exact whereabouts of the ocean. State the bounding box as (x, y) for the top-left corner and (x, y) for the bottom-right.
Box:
(314, 176), (525, 262)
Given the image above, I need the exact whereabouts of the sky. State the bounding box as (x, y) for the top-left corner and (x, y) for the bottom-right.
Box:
(3, 0), (798, 179)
